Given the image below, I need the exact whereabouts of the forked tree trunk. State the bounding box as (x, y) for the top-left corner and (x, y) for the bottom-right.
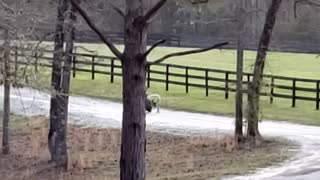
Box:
(69, 0), (227, 178)
(2, 29), (10, 155)
(48, 0), (68, 168)
(120, 1), (149, 179)
(247, 0), (282, 140)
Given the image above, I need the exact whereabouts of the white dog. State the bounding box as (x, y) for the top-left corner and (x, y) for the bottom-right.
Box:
(147, 94), (161, 113)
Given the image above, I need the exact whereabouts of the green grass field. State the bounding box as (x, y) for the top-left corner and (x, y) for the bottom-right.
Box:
(37, 42), (320, 126)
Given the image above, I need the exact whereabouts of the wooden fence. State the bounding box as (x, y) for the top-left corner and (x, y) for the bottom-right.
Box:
(13, 49), (320, 110)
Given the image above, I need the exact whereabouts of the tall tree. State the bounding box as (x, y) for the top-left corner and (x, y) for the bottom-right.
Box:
(246, 0), (282, 141)
(62, 0), (77, 132)
(48, 0), (76, 168)
(70, 0), (227, 179)
(0, 0), (43, 155)
(235, 0), (246, 142)
(2, 29), (10, 154)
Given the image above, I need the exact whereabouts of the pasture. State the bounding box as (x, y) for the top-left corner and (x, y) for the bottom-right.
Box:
(36, 42), (320, 125)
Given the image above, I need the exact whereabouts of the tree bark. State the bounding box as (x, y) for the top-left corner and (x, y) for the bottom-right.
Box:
(48, 0), (68, 168)
(247, 0), (282, 140)
(62, 0), (77, 125)
(120, 1), (149, 179)
(235, 0), (245, 142)
(70, 1), (227, 179)
(2, 29), (10, 155)
(235, 39), (244, 141)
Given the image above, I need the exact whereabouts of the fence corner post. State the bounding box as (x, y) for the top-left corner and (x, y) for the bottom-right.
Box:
(110, 58), (115, 83)
(205, 69), (209, 97)
(225, 72), (229, 99)
(166, 64), (170, 91)
(292, 79), (296, 107)
(317, 81), (320, 110)
(270, 77), (274, 104)
(91, 56), (95, 80)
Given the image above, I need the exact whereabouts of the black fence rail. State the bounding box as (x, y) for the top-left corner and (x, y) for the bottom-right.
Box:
(12, 48), (320, 110)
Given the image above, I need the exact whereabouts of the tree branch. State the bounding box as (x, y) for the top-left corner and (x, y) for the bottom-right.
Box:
(69, 0), (123, 59)
(142, 0), (167, 23)
(143, 39), (166, 58)
(148, 42), (229, 65)
(109, 2), (125, 18)
(0, 1), (15, 15)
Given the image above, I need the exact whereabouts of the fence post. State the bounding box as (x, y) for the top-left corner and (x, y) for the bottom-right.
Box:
(166, 64), (169, 91)
(292, 79), (296, 107)
(270, 77), (274, 104)
(147, 64), (151, 88)
(225, 72), (229, 99)
(185, 67), (189, 93)
(91, 56), (95, 80)
(34, 52), (38, 72)
(317, 81), (320, 110)
(205, 70), (209, 96)
(14, 46), (18, 83)
(72, 55), (76, 78)
(110, 58), (114, 83)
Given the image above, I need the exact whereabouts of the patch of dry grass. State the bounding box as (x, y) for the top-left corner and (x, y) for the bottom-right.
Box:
(0, 116), (297, 180)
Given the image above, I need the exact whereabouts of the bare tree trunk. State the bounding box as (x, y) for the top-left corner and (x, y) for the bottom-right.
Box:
(69, 0), (228, 178)
(235, 39), (244, 141)
(235, 0), (245, 142)
(48, 0), (68, 168)
(52, 0), (77, 169)
(120, 1), (149, 179)
(61, 0), (77, 131)
(247, 0), (282, 141)
(2, 29), (10, 155)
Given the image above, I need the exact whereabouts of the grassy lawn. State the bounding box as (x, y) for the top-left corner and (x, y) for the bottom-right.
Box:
(36, 42), (320, 126)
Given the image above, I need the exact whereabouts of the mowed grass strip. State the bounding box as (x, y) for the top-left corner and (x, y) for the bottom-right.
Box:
(34, 42), (320, 126)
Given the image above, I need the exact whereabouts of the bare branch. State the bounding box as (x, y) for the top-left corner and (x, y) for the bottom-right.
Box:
(0, 23), (15, 33)
(142, 0), (167, 23)
(148, 42), (229, 65)
(33, 31), (56, 51)
(69, 0), (123, 60)
(0, 1), (15, 14)
(294, 0), (320, 18)
(143, 39), (166, 58)
(109, 2), (125, 18)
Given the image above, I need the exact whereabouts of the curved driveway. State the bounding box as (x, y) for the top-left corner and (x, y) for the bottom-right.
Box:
(2, 87), (320, 180)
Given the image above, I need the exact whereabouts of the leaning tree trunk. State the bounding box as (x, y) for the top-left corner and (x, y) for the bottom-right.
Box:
(120, 1), (149, 179)
(2, 29), (10, 155)
(48, 0), (68, 168)
(247, 0), (282, 140)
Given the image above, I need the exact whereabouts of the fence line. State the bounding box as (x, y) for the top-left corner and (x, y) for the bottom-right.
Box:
(12, 48), (320, 110)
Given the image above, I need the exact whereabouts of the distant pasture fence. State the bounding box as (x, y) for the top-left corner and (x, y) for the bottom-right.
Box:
(11, 47), (320, 110)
